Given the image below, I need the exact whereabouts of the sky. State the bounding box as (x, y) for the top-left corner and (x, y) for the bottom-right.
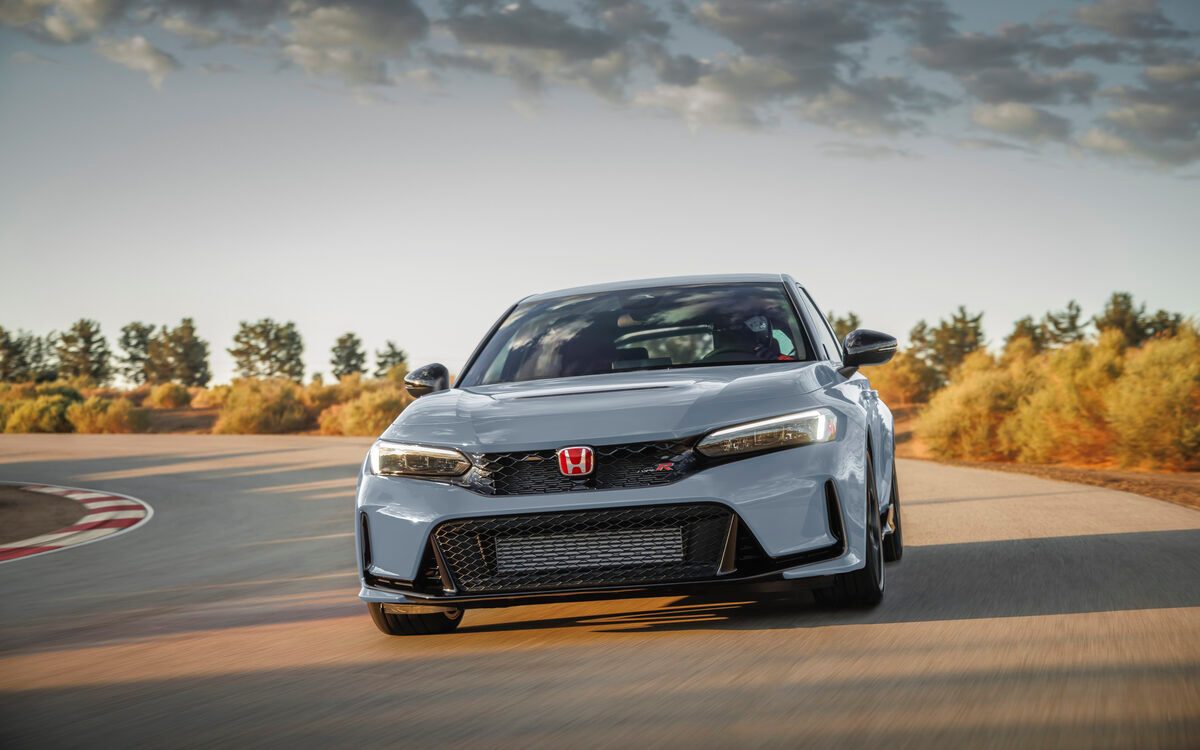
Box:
(1, 0), (1198, 383)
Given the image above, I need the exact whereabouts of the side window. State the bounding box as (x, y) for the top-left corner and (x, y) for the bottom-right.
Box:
(796, 286), (842, 364)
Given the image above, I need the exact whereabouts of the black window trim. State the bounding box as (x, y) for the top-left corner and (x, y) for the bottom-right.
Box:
(790, 284), (843, 365)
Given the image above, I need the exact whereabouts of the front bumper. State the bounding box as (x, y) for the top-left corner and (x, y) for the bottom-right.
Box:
(357, 441), (870, 608)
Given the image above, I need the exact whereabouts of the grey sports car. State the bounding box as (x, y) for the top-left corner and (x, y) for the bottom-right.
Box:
(356, 274), (901, 635)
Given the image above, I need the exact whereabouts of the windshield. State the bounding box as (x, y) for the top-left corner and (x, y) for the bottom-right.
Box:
(462, 283), (811, 386)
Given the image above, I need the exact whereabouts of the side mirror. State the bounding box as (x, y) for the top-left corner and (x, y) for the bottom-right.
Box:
(404, 363), (450, 398)
(840, 329), (897, 375)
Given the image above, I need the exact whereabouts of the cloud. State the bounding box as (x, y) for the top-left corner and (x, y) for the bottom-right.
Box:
(820, 141), (913, 160)
(95, 34), (181, 88)
(445, 1), (619, 61)
(971, 102), (1072, 143)
(161, 14), (224, 47)
(1145, 60), (1200, 84)
(283, 0), (429, 86)
(1, 0), (1198, 169)
(0, 0), (125, 42)
(435, 1), (657, 99)
(954, 137), (1034, 153)
(962, 69), (1099, 105)
(798, 77), (952, 136)
(1081, 65), (1200, 166)
(1075, 0), (1191, 41)
(9, 50), (58, 64)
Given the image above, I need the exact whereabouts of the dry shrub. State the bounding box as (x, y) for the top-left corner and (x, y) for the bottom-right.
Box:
(190, 385), (230, 409)
(213, 378), (313, 434)
(5, 394), (78, 433)
(318, 384), (409, 436)
(915, 351), (1036, 461)
(67, 397), (148, 434)
(302, 379), (341, 416)
(1000, 331), (1124, 464)
(146, 382), (192, 409)
(1106, 325), (1200, 470)
(915, 325), (1199, 470)
(869, 350), (938, 407)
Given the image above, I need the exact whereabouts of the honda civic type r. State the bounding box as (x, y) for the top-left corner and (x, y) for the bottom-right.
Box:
(356, 274), (902, 635)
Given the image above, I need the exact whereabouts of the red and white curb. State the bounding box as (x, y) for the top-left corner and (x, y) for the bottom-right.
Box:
(0, 482), (153, 563)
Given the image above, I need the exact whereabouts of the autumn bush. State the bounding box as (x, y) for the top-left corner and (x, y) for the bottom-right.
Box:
(189, 384), (230, 409)
(213, 378), (313, 434)
(916, 324), (1199, 470)
(1001, 331), (1124, 464)
(66, 397), (148, 434)
(317, 383), (409, 436)
(868, 350), (938, 407)
(916, 351), (1032, 461)
(4, 394), (79, 433)
(145, 382), (192, 409)
(1106, 326), (1200, 470)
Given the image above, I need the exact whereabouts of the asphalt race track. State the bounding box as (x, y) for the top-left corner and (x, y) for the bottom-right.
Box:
(1, 435), (1197, 748)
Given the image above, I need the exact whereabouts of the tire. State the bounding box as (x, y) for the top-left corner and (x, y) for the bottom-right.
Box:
(883, 464), (903, 563)
(815, 452), (885, 608)
(367, 603), (463, 636)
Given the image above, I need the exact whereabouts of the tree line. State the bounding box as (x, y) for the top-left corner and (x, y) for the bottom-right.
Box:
(1, 291), (1184, 391)
(831, 291), (1186, 405)
(0, 318), (408, 386)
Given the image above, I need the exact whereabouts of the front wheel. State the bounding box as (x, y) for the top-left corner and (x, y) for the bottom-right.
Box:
(367, 603), (463, 635)
(815, 453), (885, 608)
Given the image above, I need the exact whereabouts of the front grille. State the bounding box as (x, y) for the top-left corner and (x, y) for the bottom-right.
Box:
(460, 440), (696, 496)
(431, 504), (733, 593)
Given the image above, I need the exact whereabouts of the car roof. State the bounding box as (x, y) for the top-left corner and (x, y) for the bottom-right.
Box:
(522, 273), (795, 302)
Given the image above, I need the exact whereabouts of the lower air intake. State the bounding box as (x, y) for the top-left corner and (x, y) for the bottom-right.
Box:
(432, 504), (733, 593)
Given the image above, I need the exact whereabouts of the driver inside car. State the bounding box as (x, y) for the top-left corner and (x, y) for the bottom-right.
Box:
(704, 315), (782, 362)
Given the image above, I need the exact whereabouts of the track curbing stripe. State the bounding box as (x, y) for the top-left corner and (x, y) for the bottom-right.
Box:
(0, 482), (153, 564)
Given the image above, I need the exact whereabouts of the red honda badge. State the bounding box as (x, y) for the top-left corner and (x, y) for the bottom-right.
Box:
(556, 446), (594, 476)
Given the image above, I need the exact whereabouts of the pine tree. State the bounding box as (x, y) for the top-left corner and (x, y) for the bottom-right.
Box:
(0, 326), (29, 382)
(826, 311), (861, 340)
(330, 333), (367, 379)
(149, 318), (212, 386)
(228, 319), (304, 381)
(56, 319), (112, 383)
(374, 341), (408, 378)
(119, 322), (155, 385)
(908, 306), (985, 385)
(1004, 316), (1049, 353)
(1093, 292), (1180, 346)
(1041, 300), (1086, 345)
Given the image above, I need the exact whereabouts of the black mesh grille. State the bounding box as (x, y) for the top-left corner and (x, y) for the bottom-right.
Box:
(432, 504), (732, 593)
(460, 440), (696, 496)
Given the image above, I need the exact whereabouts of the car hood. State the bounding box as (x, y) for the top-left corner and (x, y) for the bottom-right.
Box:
(382, 362), (841, 452)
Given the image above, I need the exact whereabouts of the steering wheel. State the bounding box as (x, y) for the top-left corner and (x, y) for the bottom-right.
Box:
(702, 347), (759, 362)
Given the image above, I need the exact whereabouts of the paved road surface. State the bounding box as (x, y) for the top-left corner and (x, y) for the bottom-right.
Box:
(0, 435), (1197, 748)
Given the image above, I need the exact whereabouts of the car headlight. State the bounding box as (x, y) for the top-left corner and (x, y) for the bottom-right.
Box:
(368, 440), (471, 477)
(696, 408), (838, 458)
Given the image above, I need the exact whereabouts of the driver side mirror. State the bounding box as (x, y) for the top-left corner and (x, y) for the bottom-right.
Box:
(840, 329), (897, 375)
(404, 363), (450, 398)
